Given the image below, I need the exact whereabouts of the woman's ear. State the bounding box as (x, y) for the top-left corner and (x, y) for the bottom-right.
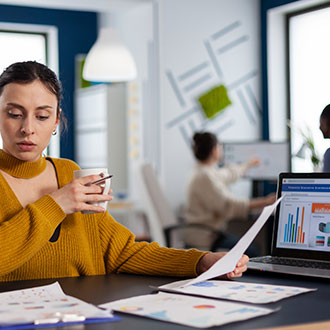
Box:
(211, 145), (218, 161)
(55, 108), (62, 126)
(211, 144), (222, 163)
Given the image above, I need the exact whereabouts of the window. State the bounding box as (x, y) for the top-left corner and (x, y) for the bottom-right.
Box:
(0, 31), (47, 71)
(287, 4), (330, 172)
(0, 22), (59, 156)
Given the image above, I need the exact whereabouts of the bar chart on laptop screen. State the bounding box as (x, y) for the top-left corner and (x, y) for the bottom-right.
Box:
(279, 202), (312, 248)
(278, 179), (330, 251)
(279, 201), (330, 251)
(284, 206), (306, 244)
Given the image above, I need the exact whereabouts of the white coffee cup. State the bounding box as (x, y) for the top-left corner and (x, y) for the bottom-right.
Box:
(73, 168), (111, 213)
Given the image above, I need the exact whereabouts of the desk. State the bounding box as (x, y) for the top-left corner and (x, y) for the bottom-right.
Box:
(0, 271), (329, 330)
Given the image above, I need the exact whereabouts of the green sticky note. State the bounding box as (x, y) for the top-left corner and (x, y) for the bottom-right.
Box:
(79, 58), (92, 89)
(198, 84), (231, 119)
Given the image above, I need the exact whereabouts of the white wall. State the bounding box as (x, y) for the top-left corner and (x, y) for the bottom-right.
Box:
(100, 3), (157, 202)
(158, 0), (261, 209)
(107, 0), (262, 209)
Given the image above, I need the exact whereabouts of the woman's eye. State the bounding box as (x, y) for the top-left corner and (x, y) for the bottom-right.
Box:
(8, 112), (22, 118)
(37, 115), (49, 121)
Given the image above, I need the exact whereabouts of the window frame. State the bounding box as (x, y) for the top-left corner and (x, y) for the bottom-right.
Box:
(285, 2), (330, 171)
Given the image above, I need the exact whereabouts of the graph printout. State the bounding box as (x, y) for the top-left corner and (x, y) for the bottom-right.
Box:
(158, 279), (316, 304)
(277, 178), (330, 252)
(0, 282), (113, 326)
(101, 292), (276, 328)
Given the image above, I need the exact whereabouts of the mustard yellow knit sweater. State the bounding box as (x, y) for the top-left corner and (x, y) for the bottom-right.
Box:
(0, 154), (206, 282)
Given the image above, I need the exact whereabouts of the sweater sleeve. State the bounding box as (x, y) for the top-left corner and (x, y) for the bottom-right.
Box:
(98, 212), (207, 277)
(0, 195), (66, 276)
(198, 172), (249, 221)
(215, 164), (248, 185)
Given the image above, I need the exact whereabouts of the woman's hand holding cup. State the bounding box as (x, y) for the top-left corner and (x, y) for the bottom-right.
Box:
(50, 168), (112, 215)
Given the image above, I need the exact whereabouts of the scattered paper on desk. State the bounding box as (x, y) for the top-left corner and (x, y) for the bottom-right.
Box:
(185, 197), (283, 287)
(158, 279), (316, 304)
(0, 282), (113, 326)
(101, 292), (276, 328)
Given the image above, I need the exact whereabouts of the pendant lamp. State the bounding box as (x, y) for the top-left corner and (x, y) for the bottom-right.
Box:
(83, 28), (137, 83)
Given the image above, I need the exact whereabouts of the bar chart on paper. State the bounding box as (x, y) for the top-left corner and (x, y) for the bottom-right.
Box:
(280, 203), (311, 246)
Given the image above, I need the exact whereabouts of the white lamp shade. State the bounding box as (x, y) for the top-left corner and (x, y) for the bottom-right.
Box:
(83, 28), (137, 83)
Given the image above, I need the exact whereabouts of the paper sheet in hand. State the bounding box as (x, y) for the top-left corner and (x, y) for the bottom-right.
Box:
(185, 197), (283, 286)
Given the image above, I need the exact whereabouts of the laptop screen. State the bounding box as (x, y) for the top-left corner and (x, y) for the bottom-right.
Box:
(272, 173), (330, 260)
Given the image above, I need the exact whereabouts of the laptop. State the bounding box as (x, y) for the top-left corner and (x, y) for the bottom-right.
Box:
(248, 172), (330, 279)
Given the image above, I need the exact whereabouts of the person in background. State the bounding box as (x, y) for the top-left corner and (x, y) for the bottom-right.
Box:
(0, 61), (248, 282)
(184, 131), (276, 256)
(319, 104), (330, 172)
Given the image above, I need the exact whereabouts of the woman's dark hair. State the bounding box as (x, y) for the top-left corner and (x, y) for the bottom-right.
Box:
(0, 61), (67, 132)
(192, 131), (218, 161)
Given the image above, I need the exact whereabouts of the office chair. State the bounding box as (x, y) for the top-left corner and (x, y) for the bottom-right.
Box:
(136, 162), (223, 250)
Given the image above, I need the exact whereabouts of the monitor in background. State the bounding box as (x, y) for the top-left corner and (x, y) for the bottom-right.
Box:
(222, 141), (290, 180)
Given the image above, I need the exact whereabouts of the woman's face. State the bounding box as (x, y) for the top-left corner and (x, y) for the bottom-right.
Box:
(320, 116), (330, 139)
(0, 80), (59, 162)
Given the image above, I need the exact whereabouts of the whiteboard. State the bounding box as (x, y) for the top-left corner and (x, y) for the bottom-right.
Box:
(222, 141), (290, 180)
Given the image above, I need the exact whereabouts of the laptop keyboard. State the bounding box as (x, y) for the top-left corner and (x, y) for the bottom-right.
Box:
(251, 256), (330, 270)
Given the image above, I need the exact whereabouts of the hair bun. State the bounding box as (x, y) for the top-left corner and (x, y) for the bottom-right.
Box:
(193, 132), (202, 143)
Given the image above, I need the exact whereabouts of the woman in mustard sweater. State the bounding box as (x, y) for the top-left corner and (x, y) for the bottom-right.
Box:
(0, 61), (248, 282)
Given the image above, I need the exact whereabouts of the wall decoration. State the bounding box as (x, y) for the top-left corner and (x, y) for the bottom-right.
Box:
(165, 19), (261, 146)
(198, 84), (231, 119)
(160, 0), (261, 209)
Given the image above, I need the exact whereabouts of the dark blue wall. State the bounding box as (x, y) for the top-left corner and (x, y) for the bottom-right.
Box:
(260, 0), (299, 140)
(0, 5), (98, 160)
